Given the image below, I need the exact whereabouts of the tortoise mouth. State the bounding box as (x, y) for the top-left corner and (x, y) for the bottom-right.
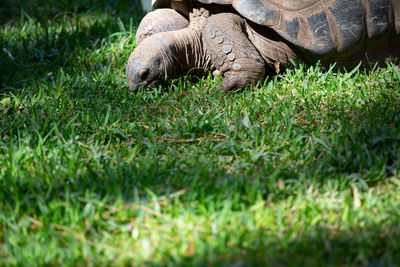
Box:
(129, 79), (159, 92)
(147, 80), (158, 89)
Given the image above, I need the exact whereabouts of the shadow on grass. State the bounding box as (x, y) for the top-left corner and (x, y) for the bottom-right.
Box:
(177, 224), (400, 266)
(1, 2), (400, 265)
(0, 0), (143, 90)
(0, 0), (144, 24)
(1, 63), (399, 201)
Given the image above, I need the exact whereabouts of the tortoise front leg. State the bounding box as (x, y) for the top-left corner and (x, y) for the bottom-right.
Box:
(203, 13), (265, 91)
(136, 8), (189, 45)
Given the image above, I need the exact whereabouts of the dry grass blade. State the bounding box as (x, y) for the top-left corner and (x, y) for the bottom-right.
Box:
(162, 137), (226, 143)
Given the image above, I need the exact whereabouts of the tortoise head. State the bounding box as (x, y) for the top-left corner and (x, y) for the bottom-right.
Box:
(126, 34), (176, 92)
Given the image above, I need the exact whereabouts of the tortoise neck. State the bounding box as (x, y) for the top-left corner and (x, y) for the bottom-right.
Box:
(162, 26), (212, 76)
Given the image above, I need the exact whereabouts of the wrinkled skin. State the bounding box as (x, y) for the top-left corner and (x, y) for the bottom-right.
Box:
(127, 8), (212, 92)
(126, 35), (176, 92)
(126, 9), (270, 92)
(127, 1), (400, 92)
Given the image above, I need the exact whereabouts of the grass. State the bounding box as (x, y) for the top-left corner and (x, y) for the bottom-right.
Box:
(1, 0), (400, 265)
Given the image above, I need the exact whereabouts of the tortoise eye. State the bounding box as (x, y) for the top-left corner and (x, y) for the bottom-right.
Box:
(139, 69), (149, 80)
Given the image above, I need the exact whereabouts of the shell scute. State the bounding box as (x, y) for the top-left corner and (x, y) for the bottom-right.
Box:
(152, 0), (397, 55)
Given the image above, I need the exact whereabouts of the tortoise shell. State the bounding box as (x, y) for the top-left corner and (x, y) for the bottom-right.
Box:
(151, 0), (400, 55)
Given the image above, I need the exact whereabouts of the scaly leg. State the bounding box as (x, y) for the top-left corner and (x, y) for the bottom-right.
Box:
(203, 13), (265, 91)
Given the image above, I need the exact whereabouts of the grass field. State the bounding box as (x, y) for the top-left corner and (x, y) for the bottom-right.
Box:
(1, 1), (400, 265)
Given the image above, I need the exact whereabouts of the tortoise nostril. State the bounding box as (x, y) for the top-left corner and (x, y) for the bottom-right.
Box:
(139, 69), (150, 80)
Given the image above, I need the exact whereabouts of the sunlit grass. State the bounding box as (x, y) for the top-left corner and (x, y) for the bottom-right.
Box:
(1, 1), (400, 266)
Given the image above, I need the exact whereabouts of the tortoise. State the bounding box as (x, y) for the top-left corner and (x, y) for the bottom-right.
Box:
(126, 0), (400, 92)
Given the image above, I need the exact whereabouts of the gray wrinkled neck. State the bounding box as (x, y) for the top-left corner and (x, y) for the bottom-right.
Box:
(161, 27), (212, 76)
